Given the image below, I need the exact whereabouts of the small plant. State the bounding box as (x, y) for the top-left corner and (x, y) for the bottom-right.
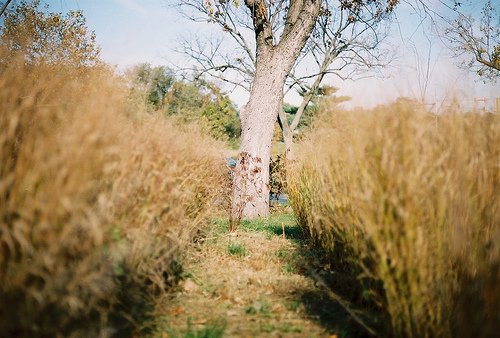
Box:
(260, 322), (275, 333)
(183, 319), (226, 338)
(227, 243), (246, 257)
(284, 300), (302, 312)
(275, 247), (291, 259)
(279, 323), (303, 333)
(245, 300), (271, 316)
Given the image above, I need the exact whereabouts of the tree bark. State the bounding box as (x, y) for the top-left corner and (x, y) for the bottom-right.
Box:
(233, 52), (289, 218)
(232, 0), (321, 219)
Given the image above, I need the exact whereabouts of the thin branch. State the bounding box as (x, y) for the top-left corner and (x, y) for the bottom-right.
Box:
(0, 0), (13, 18)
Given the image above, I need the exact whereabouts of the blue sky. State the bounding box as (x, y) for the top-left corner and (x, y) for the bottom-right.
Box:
(41, 1), (499, 109)
(49, 0), (185, 66)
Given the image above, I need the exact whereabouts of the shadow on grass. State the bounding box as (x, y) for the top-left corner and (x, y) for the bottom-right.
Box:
(298, 289), (372, 338)
(238, 213), (308, 243)
(285, 238), (381, 338)
(265, 213), (380, 338)
(209, 213), (381, 337)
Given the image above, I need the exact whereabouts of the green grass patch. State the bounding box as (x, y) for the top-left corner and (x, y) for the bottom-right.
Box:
(227, 243), (246, 257)
(279, 323), (303, 333)
(283, 261), (296, 274)
(275, 247), (291, 259)
(260, 322), (275, 333)
(210, 213), (305, 242)
(182, 319), (226, 338)
(157, 318), (226, 338)
(245, 300), (271, 317)
(284, 299), (302, 312)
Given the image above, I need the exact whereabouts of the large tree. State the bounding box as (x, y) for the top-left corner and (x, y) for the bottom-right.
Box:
(178, 0), (399, 219)
(179, 1), (395, 159)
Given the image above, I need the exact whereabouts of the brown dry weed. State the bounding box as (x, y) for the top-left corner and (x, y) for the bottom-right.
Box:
(0, 50), (226, 337)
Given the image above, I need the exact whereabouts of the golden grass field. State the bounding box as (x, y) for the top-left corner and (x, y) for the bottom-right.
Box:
(1, 42), (499, 338)
(288, 99), (500, 337)
(0, 50), (227, 337)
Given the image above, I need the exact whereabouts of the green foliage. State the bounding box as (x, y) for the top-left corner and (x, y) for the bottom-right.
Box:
(164, 80), (241, 141)
(0, 0), (100, 68)
(245, 300), (271, 316)
(127, 63), (175, 109)
(182, 319), (226, 338)
(126, 64), (241, 141)
(227, 243), (246, 257)
(283, 103), (298, 115)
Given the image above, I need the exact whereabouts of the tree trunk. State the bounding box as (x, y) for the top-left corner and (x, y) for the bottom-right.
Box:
(232, 0), (322, 219)
(232, 53), (289, 219)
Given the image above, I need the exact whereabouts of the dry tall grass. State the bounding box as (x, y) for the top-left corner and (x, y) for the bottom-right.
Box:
(288, 99), (500, 337)
(0, 51), (225, 337)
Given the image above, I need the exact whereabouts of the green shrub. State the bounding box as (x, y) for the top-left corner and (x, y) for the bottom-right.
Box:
(227, 243), (247, 257)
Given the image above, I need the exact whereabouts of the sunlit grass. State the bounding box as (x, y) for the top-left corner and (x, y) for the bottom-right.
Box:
(288, 100), (500, 337)
(0, 50), (226, 336)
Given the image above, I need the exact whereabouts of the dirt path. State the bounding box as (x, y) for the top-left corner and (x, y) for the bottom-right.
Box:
(158, 213), (362, 338)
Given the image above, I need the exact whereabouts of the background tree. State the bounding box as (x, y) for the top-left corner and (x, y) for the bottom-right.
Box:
(176, 0), (399, 219)
(126, 66), (241, 142)
(126, 63), (175, 110)
(163, 79), (241, 141)
(445, 0), (500, 80)
(0, 0), (100, 68)
(279, 85), (351, 145)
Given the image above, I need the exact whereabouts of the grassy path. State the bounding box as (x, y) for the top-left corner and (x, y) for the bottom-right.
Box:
(157, 213), (364, 338)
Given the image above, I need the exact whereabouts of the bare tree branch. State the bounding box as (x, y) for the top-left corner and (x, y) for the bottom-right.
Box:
(175, 0), (397, 159)
(0, 0), (13, 18)
(443, 0), (500, 80)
